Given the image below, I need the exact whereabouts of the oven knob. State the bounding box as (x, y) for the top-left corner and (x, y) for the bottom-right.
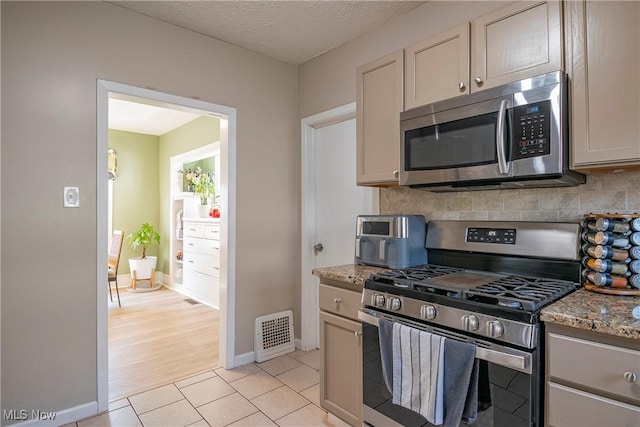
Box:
(486, 320), (505, 338)
(387, 297), (402, 311)
(420, 305), (437, 320)
(461, 314), (479, 331)
(372, 294), (386, 307)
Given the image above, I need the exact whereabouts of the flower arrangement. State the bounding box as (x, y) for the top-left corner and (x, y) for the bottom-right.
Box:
(194, 172), (215, 205)
(179, 166), (216, 205)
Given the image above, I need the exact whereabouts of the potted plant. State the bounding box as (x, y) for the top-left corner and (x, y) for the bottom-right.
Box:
(193, 170), (216, 217)
(126, 223), (161, 289)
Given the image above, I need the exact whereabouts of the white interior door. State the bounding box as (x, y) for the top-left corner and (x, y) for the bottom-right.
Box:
(300, 104), (379, 351)
(315, 119), (378, 268)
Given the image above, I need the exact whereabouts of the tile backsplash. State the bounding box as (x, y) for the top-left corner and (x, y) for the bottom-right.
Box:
(380, 171), (640, 222)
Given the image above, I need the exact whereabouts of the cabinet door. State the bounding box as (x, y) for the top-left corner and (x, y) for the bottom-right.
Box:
(568, 1), (640, 169)
(356, 50), (403, 185)
(471, 1), (562, 91)
(405, 22), (470, 109)
(547, 382), (640, 427)
(320, 311), (362, 426)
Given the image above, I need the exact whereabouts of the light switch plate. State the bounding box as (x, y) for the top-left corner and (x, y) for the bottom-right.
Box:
(64, 186), (80, 207)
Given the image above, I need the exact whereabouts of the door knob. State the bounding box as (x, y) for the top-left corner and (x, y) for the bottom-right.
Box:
(474, 76), (484, 86)
(458, 82), (466, 91)
(313, 243), (324, 255)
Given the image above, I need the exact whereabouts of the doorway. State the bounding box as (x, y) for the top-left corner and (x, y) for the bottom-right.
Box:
(97, 80), (237, 413)
(300, 103), (379, 350)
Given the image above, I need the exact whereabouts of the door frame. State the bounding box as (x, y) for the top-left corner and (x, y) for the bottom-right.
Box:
(96, 80), (237, 412)
(300, 102), (356, 351)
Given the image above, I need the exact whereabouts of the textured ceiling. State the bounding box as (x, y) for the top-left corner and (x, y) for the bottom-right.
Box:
(109, 0), (427, 65)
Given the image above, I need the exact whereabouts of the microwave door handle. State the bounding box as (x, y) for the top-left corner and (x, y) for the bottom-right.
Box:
(355, 237), (361, 258)
(379, 239), (386, 262)
(496, 99), (510, 175)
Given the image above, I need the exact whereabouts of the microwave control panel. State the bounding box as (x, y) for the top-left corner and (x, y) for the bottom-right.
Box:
(512, 100), (551, 160)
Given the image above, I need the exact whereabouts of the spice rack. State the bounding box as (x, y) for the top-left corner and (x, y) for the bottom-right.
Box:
(581, 213), (640, 295)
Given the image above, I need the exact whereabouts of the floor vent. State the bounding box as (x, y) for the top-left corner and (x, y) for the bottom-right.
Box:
(184, 298), (200, 305)
(254, 310), (294, 362)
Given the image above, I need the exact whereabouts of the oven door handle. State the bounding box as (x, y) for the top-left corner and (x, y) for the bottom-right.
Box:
(358, 310), (530, 373)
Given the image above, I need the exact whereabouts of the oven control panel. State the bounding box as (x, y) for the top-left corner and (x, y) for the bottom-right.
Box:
(466, 227), (516, 244)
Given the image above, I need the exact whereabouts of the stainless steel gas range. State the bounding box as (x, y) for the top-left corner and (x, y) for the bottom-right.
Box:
(359, 220), (582, 427)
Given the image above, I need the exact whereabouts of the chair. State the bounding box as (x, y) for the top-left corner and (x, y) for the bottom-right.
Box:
(108, 230), (124, 307)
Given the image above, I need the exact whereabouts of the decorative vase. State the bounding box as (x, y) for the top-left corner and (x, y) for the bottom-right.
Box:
(198, 204), (210, 218)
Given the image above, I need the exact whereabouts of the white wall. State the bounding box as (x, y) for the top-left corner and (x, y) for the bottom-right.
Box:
(1, 1), (297, 421)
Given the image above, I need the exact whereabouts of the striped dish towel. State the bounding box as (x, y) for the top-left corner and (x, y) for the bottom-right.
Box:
(392, 322), (444, 425)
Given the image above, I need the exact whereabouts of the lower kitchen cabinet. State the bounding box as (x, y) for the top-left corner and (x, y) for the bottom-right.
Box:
(319, 281), (362, 426)
(545, 324), (640, 426)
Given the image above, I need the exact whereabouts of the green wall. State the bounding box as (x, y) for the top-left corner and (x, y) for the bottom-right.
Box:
(109, 130), (160, 275)
(109, 116), (219, 277)
(158, 116), (220, 274)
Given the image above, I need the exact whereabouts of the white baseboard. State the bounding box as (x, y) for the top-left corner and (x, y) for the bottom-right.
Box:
(5, 401), (97, 427)
(234, 351), (255, 368)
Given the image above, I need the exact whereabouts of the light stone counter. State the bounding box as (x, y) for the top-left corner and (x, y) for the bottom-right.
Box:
(312, 264), (389, 287)
(541, 288), (640, 340)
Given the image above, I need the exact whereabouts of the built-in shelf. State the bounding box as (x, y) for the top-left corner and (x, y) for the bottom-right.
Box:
(176, 237), (183, 241)
(176, 260), (183, 265)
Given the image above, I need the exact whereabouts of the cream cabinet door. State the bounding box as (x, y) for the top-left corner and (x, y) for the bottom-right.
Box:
(567, 1), (640, 169)
(405, 23), (470, 109)
(547, 382), (640, 427)
(320, 311), (362, 426)
(471, 1), (562, 91)
(356, 50), (403, 185)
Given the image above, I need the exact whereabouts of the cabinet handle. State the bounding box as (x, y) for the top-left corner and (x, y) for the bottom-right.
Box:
(334, 298), (342, 304)
(393, 170), (399, 179)
(624, 371), (637, 383)
(355, 331), (362, 337)
(458, 82), (466, 90)
(474, 76), (484, 86)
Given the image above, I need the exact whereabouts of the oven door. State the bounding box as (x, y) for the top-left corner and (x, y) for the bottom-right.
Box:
(359, 309), (541, 427)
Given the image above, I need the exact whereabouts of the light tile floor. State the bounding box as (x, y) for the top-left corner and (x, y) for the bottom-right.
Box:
(70, 349), (350, 427)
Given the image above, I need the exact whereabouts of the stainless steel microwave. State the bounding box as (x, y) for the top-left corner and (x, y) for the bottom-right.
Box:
(399, 71), (585, 191)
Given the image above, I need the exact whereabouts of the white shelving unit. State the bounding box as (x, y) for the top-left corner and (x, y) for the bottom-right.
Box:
(169, 142), (221, 308)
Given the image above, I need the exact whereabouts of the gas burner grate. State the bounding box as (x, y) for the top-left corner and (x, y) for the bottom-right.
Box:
(464, 277), (577, 312)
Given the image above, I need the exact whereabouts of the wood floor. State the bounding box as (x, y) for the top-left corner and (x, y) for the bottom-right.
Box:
(109, 286), (219, 401)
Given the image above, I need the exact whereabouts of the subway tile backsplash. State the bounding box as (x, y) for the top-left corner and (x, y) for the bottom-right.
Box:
(380, 172), (640, 222)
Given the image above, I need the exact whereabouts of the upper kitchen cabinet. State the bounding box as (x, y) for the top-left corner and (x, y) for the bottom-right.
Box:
(405, 23), (470, 108)
(567, 1), (640, 170)
(356, 50), (403, 185)
(404, 1), (562, 109)
(471, 1), (563, 91)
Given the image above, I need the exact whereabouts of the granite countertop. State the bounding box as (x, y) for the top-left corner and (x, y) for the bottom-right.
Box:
(541, 288), (640, 340)
(312, 264), (389, 287)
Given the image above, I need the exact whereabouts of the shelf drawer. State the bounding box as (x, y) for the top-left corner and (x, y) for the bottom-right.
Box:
(183, 222), (220, 239)
(183, 252), (220, 277)
(184, 269), (219, 309)
(203, 225), (220, 240)
(184, 237), (220, 256)
(548, 332), (640, 404)
(319, 284), (362, 321)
